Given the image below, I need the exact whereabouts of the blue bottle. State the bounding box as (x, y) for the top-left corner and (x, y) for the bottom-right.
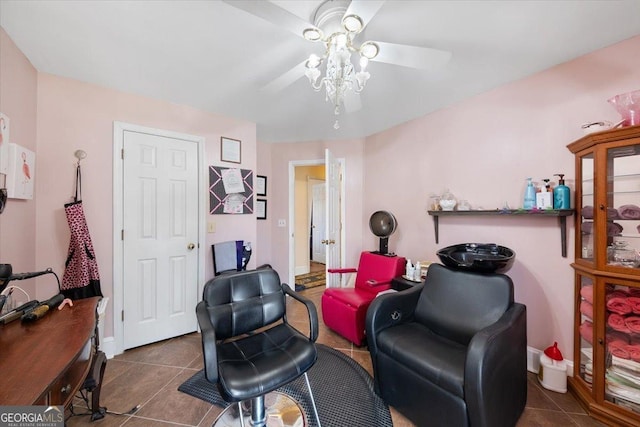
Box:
(553, 174), (570, 209)
(523, 178), (536, 210)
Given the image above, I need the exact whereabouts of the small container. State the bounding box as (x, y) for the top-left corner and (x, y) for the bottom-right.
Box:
(538, 342), (567, 393)
(439, 190), (457, 211)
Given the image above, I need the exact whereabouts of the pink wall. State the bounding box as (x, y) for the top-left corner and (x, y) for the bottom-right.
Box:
(33, 74), (256, 338)
(363, 35), (640, 357)
(0, 28), (37, 299)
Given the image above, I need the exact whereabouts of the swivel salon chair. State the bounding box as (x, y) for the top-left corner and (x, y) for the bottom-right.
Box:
(197, 267), (321, 427)
(366, 263), (527, 427)
(321, 251), (405, 346)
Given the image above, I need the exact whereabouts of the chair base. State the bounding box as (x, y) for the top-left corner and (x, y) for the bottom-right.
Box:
(212, 392), (307, 427)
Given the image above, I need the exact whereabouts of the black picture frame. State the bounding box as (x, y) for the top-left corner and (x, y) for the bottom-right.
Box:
(256, 199), (267, 220)
(256, 175), (267, 197)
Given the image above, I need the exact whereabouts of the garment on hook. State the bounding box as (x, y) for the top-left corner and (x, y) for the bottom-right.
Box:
(61, 164), (102, 299)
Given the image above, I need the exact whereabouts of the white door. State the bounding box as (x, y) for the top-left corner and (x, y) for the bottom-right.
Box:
(122, 130), (199, 349)
(311, 182), (326, 263)
(325, 149), (341, 288)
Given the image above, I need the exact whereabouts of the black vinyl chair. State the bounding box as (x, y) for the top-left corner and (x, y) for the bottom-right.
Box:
(366, 263), (527, 427)
(196, 267), (322, 427)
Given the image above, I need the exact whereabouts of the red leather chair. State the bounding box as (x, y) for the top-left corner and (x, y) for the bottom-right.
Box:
(321, 252), (405, 346)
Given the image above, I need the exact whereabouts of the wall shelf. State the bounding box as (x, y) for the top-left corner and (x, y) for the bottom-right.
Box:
(427, 209), (575, 257)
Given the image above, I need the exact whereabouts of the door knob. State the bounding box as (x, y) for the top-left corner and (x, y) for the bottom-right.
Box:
(187, 243), (195, 250)
(321, 239), (335, 245)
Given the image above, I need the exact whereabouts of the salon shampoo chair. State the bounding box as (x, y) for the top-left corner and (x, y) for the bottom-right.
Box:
(366, 263), (527, 427)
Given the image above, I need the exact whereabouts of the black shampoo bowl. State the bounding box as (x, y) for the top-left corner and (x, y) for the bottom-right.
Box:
(437, 243), (515, 273)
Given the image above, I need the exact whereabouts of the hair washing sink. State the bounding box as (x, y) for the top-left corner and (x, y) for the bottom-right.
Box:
(436, 243), (515, 274)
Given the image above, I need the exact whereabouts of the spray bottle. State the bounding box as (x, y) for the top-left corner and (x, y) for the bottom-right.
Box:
(523, 178), (536, 210)
(553, 174), (570, 209)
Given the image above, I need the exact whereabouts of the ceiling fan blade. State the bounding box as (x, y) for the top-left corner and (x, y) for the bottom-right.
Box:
(344, 0), (385, 32)
(222, 0), (312, 38)
(261, 60), (307, 93)
(343, 91), (362, 113)
(371, 41), (452, 70)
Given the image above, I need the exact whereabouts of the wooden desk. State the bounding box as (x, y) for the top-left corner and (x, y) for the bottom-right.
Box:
(0, 297), (100, 406)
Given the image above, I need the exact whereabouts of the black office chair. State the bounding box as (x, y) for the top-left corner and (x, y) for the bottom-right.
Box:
(366, 263), (527, 427)
(197, 267), (322, 427)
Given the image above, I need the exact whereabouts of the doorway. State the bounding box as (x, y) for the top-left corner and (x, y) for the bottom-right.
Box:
(112, 122), (206, 354)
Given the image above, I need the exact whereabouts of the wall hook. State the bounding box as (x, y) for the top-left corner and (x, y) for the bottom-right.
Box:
(74, 149), (87, 165)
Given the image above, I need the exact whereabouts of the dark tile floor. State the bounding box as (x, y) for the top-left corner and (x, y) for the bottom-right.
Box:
(67, 286), (605, 426)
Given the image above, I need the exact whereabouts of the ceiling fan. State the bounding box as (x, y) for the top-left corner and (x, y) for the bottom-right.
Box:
(223, 0), (452, 128)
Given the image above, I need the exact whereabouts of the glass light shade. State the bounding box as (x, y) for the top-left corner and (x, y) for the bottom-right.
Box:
(355, 70), (370, 88)
(306, 54), (321, 68)
(303, 28), (323, 41)
(360, 41), (379, 59)
(305, 67), (321, 84)
(342, 14), (363, 33)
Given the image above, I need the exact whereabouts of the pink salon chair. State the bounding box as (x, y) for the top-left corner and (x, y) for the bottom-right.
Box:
(321, 252), (405, 346)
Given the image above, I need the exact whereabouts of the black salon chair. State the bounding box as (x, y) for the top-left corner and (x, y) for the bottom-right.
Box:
(196, 267), (322, 427)
(366, 263), (527, 427)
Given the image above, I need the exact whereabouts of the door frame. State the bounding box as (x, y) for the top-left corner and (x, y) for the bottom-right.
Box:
(288, 159), (345, 287)
(112, 121), (206, 356)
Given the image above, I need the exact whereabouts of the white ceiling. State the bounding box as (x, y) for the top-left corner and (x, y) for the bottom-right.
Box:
(1, 1), (639, 143)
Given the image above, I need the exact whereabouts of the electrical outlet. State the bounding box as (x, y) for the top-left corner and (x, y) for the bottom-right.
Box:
(207, 221), (216, 233)
(278, 219), (286, 227)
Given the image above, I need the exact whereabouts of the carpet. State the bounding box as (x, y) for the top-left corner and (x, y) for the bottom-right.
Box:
(178, 344), (392, 427)
(294, 271), (326, 291)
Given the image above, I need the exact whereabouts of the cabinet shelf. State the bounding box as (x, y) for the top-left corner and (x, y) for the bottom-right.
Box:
(427, 209), (574, 257)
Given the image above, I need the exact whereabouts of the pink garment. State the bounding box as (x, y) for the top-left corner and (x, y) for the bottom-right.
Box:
(628, 297), (640, 314)
(625, 316), (640, 333)
(580, 300), (594, 320)
(580, 285), (594, 304)
(627, 344), (640, 362)
(607, 297), (633, 315)
(609, 313), (632, 333)
(580, 320), (593, 344)
(618, 204), (640, 220)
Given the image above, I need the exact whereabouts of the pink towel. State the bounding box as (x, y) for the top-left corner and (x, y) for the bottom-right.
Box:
(625, 316), (640, 333)
(580, 320), (593, 344)
(580, 300), (594, 319)
(608, 207), (620, 220)
(580, 285), (594, 304)
(628, 288), (640, 297)
(628, 297), (640, 314)
(609, 313), (632, 333)
(619, 204), (640, 220)
(608, 222), (624, 236)
(607, 289), (630, 300)
(627, 344), (640, 362)
(607, 297), (633, 315)
(608, 330), (630, 344)
(582, 206), (594, 219)
(582, 221), (593, 234)
(609, 340), (630, 359)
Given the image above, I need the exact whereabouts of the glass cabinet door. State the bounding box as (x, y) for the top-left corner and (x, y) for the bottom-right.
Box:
(603, 278), (640, 413)
(579, 153), (595, 263)
(578, 273), (595, 389)
(605, 143), (640, 273)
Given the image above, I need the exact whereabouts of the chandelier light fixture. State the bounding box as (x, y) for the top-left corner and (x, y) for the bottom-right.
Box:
(302, 10), (379, 129)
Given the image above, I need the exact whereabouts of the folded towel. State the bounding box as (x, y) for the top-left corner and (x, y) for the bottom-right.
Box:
(608, 222), (624, 236)
(580, 320), (593, 344)
(627, 344), (640, 363)
(608, 330), (630, 344)
(580, 300), (594, 319)
(628, 297), (640, 314)
(582, 206), (594, 219)
(609, 314), (632, 333)
(607, 289), (630, 300)
(609, 340), (630, 359)
(607, 297), (633, 315)
(629, 288), (640, 297)
(582, 221), (593, 234)
(626, 316), (640, 334)
(619, 204), (640, 220)
(581, 285), (594, 304)
(608, 207), (620, 220)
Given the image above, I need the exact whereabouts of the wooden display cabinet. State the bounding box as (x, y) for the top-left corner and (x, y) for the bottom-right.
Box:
(568, 125), (640, 426)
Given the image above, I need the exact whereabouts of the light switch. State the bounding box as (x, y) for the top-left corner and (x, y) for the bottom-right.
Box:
(207, 221), (216, 233)
(278, 219), (286, 227)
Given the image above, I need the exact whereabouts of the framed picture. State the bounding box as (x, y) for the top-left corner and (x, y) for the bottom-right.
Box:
(6, 143), (35, 200)
(221, 137), (241, 163)
(256, 199), (267, 220)
(256, 175), (267, 197)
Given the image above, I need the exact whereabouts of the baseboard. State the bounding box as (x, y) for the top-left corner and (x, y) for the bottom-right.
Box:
(101, 336), (116, 359)
(527, 345), (573, 377)
(295, 266), (309, 276)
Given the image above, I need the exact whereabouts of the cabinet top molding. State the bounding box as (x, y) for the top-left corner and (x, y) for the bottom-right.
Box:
(568, 124), (640, 154)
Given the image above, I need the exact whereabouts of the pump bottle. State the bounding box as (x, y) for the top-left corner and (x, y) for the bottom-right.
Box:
(553, 174), (570, 209)
(523, 178), (536, 210)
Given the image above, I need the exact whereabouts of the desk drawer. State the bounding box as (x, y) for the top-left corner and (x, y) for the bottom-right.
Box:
(48, 339), (93, 406)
